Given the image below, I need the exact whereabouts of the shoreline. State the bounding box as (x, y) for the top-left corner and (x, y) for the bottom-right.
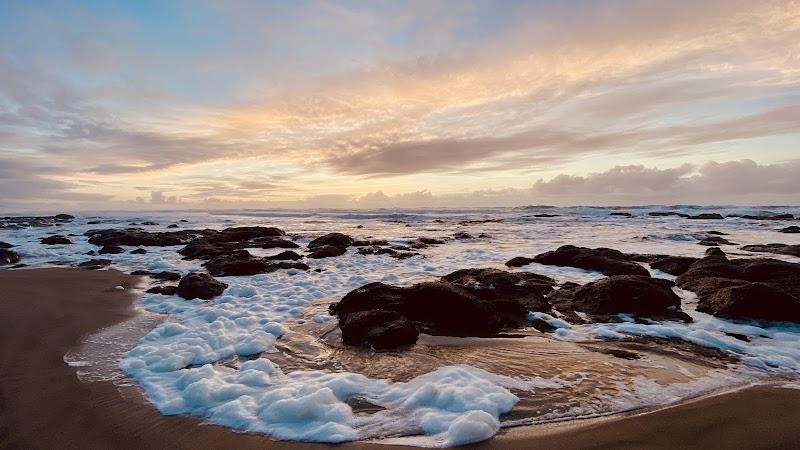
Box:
(1, 267), (799, 449)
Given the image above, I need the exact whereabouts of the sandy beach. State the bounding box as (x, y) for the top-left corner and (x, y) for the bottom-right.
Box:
(2, 267), (800, 449)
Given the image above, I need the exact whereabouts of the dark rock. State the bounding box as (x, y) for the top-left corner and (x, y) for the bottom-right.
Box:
(453, 231), (474, 240)
(532, 214), (559, 218)
(308, 233), (354, 250)
(698, 283), (800, 322)
(203, 250), (309, 276)
(339, 309), (419, 349)
(141, 221), (159, 226)
(531, 245), (651, 277)
(650, 256), (698, 276)
(180, 219), (189, 223)
(549, 275), (689, 322)
(130, 248), (147, 254)
(705, 247), (726, 257)
(86, 220), (103, 225)
(0, 241), (13, 249)
(146, 286), (178, 295)
(266, 250), (303, 261)
(178, 237), (298, 260)
(698, 236), (736, 246)
(54, 214), (75, 221)
(176, 272), (228, 300)
(609, 212), (632, 217)
(706, 230), (729, 235)
(687, 213), (724, 220)
(331, 281), (504, 337)
(442, 268), (554, 314)
(85, 250), (96, 256)
(741, 214), (795, 221)
(649, 211), (690, 218)
(308, 245), (347, 259)
(505, 256), (536, 268)
(741, 244), (800, 258)
(99, 245), (124, 254)
(86, 228), (201, 247)
(418, 237), (445, 245)
(167, 224), (179, 228)
(779, 226), (800, 234)
(77, 259), (112, 270)
(153, 271), (181, 282)
(0, 249), (21, 265)
(40, 235), (73, 245)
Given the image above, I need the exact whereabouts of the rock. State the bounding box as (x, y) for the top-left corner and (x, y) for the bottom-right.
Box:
(178, 236), (298, 260)
(153, 271), (181, 282)
(99, 245), (124, 254)
(146, 286), (178, 295)
(308, 233), (354, 250)
(0, 241), (12, 248)
(779, 226), (800, 233)
(706, 231), (729, 235)
(203, 250), (310, 276)
(649, 256), (698, 276)
(1, 214), (75, 229)
(212, 226), (286, 242)
(176, 272), (228, 300)
(698, 283), (800, 322)
(331, 281), (504, 338)
(167, 224), (179, 228)
(86, 228), (201, 246)
(266, 250), (303, 260)
(741, 244), (800, 258)
(698, 236), (736, 246)
(609, 212), (632, 217)
(130, 248), (147, 254)
(40, 235), (73, 245)
(505, 256), (536, 268)
(453, 231), (474, 240)
(418, 237), (445, 245)
(649, 211), (690, 218)
(141, 221), (159, 226)
(687, 213), (724, 220)
(705, 247), (726, 257)
(308, 244), (347, 259)
(531, 245), (651, 277)
(338, 309), (419, 349)
(54, 214), (75, 221)
(0, 249), (21, 265)
(532, 214), (559, 218)
(77, 259), (112, 270)
(180, 219), (189, 223)
(548, 275), (689, 322)
(441, 268), (554, 314)
(741, 214), (795, 221)
(85, 250), (96, 256)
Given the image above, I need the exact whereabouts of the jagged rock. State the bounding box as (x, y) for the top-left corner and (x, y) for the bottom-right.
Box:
(178, 236), (298, 260)
(0, 249), (21, 265)
(40, 235), (73, 245)
(530, 245), (650, 277)
(86, 228), (200, 246)
(98, 245), (124, 254)
(130, 248), (147, 254)
(176, 272), (228, 300)
(548, 275), (690, 323)
(441, 268), (554, 314)
(453, 231), (474, 240)
(417, 237), (445, 245)
(741, 244), (800, 258)
(146, 286), (178, 295)
(266, 250), (303, 260)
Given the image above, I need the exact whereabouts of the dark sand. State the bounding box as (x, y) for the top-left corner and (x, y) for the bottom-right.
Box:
(1, 268), (799, 449)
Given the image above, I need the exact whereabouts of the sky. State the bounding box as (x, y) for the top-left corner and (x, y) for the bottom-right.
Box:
(1, 0), (799, 211)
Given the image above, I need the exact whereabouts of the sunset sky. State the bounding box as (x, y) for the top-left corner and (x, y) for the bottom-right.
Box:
(1, 0), (799, 210)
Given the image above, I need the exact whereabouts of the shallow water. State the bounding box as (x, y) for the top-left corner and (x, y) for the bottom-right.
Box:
(5, 206), (800, 446)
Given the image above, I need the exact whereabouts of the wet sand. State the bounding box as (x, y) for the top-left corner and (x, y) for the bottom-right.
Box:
(1, 267), (800, 449)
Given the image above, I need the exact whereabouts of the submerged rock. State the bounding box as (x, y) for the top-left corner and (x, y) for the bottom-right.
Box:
(0, 249), (21, 265)
(648, 211), (690, 218)
(698, 236), (736, 246)
(130, 248), (147, 254)
(779, 226), (800, 234)
(77, 259), (112, 270)
(741, 214), (795, 221)
(687, 213), (724, 220)
(40, 235), (73, 245)
(548, 275), (690, 323)
(0, 241), (13, 249)
(529, 245), (650, 277)
(146, 286), (178, 296)
(176, 272), (228, 300)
